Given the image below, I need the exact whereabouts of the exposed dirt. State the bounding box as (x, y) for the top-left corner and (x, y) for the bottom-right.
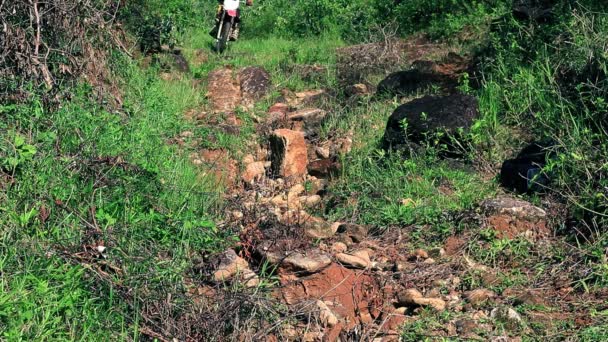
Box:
(175, 45), (607, 342)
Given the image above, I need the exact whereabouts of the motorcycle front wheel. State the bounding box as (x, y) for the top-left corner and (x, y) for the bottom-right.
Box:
(215, 20), (232, 53)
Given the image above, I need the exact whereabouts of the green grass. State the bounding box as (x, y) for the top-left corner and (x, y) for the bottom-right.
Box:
(317, 96), (495, 240)
(0, 52), (234, 339)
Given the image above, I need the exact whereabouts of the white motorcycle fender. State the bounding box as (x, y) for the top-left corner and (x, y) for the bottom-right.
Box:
(223, 0), (240, 11)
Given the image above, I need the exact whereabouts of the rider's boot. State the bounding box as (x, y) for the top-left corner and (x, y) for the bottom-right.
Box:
(230, 23), (239, 41)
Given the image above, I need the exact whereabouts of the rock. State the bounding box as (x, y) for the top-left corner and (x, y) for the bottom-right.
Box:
(267, 103), (290, 125)
(241, 269), (261, 288)
(337, 223), (368, 243)
(239, 66), (271, 106)
(482, 196), (550, 239)
(377, 53), (470, 96)
(500, 141), (554, 193)
(279, 263), (379, 329)
(336, 250), (371, 269)
(231, 210), (244, 220)
(242, 154), (256, 165)
(212, 249), (250, 282)
(293, 89), (327, 107)
(270, 195), (288, 208)
(331, 242), (348, 254)
(270, 129), (309, 180)
(414, 249), (429, 259)
(308, 176), (328, 194)
(300, 195), (322, 207)
(397, 289), (446, 311)
(336, 135), (353, 155)
(481, 196), (546, 221)
(346, 83), (369, 97)
(465, 288), (496, 306)
(316, 300), (338, 327)
(315, 146), (331, 159)
(308, 157), (341, 178)
(288, 108), (327, 126)
(281, 250), (332, 274)
(288, 184), (306, 197)
(242, 161), (266, 183)
(303, 332), (322, 342)
(305, 219), (340, 239)
(382, 94), (479, 154)
(491, 307), (523, 327)
(207, 68), (241, 113)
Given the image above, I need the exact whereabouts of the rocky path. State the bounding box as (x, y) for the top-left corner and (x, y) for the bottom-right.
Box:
(176, 48), (599, 341)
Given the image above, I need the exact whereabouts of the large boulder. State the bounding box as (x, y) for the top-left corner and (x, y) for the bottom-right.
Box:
(382, 94), (479, 153)
(207, 68), (241, 113)
(500, 141), (554, 193)
(270, 129), (308, 179)
(377, 53), (470, 96)
(239, 66), (271, 106)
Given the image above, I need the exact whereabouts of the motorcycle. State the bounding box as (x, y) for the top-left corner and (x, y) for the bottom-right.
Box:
(214, 0), (243, 53)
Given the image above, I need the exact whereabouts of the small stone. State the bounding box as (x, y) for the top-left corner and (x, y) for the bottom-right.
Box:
(491, 306), (522, 326)
(316, 300), (338, 327)
(242, 161), (266, 183)
(331, 242), (348, 254)
(423, 258), (436, 264)
(395, 262), (415, 272)
(414, 249), (429, 259)
(304, 219), (339, 239)
(288, 108), (327, 125)
(307, 176), (328, 194)
(242, 154), (255, 165)
(397, 288), (446, 311)
(289, 183), (306, 197)
(242, 269), (260, 288)
(232, 211), (244, 220)
(336, 223), (368, 243)
(270, 195), (287, 208)
(300, 195), (322, 207)
(212, 249), (250, 282)
(336, 251), (371, 269)
(281, 250), (332, 274)
(465, 288), (496, 306)
(394, 307), (407, 315)
(315, 146), (331, 159)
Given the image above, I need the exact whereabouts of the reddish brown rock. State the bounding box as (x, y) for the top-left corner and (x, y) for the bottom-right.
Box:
(280, 263), (379, 330)
(242, 161), (266, 184)
(270, 129), (308, 180)
(207, 68), (241, 113)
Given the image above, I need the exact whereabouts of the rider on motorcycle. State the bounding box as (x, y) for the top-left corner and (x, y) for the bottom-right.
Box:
(211, 0), (253, 41)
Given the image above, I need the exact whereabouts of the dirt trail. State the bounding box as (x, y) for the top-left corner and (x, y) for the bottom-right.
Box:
(179, 43), (601, 341)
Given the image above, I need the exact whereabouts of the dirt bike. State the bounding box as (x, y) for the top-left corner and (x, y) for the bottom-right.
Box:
(214, 0), (243, 53)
